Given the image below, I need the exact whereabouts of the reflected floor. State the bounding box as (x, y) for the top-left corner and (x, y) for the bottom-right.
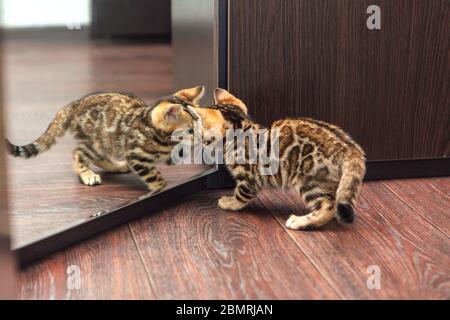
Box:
(8, 137), (210, 248)
(3, 29), (210, 248)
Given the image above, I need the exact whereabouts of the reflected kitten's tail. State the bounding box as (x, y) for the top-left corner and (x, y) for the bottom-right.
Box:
(5, 139), (40, 158)
(336, 152), (366, 224)
(6, 104), (75, 159)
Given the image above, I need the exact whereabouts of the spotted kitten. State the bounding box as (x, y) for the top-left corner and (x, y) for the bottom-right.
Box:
(6, 86), (205, 192)
(200, 88), (366, 230)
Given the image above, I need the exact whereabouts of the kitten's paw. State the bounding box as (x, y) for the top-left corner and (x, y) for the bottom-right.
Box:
(112, 161), (131, 173)
(218, 196), (246, 211)
(79, 171), (102, 186)
(148, 180), (167, 194)
(285, 214), (316, 231)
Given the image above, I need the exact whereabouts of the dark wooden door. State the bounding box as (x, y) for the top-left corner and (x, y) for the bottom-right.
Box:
(228, 0), (449, 161)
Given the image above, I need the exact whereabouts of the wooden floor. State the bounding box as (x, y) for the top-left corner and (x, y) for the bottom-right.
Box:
(16, 178), (450, 299)
(4, 30), (449, 300)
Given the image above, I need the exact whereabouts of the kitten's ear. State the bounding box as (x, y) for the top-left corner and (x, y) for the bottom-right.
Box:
(213, 88), (231, 105)
(214, 88), (248, 114)
(174, 86), (205, 104)
(164, 104), (183, 122)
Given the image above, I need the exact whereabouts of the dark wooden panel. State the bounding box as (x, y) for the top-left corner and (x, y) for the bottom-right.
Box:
(17, 225), (154, 300)
(129, 190), (337, 299)
(258, 180), (450, 299)
(364, 158), (450, 180)
(91, 0), (171, 38)
(229, 0), (450, 161)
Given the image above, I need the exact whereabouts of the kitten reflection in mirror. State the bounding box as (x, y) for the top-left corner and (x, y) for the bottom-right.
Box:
(5, 86), (205, 193)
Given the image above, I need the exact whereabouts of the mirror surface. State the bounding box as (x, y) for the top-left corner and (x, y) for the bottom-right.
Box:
(1, 1), (215, 249)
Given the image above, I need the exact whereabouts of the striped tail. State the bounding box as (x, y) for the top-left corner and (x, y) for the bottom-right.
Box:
(6, 105), (74, 159)
(335, 151), (366, 224)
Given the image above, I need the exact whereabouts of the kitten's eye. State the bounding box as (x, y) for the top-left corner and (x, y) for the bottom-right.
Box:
(187, 128), (194, 134)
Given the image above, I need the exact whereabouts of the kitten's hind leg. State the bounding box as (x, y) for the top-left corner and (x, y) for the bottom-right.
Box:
(73, 144), (102, 186)
(93, 159), (130, 173)
(286, 194), (336, 230)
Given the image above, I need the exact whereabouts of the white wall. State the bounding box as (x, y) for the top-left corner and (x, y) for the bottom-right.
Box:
(0, 0), (91, 28)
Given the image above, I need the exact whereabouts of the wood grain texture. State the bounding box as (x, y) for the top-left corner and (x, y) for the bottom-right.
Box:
(431, 177), (450, 193)
(16, 178), (450, 299)
(3, 30), (211, 248)
(17, 225), (154, 300)
(228, 0), (450, 160)
(382, 179), (450, 236)
(258, 182), (450, 299)
(129, 190), (338, 299)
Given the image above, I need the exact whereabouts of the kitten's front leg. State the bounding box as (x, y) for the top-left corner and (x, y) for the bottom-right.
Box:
(126, 149), (167, 193)
(218, 195), (246, 211)
(219, 180), (257, 211)
(73, 143), (103, 186)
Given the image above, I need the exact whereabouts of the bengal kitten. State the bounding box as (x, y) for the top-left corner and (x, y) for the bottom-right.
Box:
(199, 88), (366, 230)
(6, 86), (205, 193)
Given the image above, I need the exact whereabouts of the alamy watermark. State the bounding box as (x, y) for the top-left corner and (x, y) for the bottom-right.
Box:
(170, 126), (281, 175)
(66, 265), (81, 290)
(366, 5), (381, 30)
(366, 265), (381, 290)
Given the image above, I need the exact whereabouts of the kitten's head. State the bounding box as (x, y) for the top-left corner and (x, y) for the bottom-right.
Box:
(151, 86), (205, 132)
(194, 88), (249, 144)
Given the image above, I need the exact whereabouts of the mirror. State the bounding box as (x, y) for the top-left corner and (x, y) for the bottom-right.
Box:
(1, 0), (218, 264)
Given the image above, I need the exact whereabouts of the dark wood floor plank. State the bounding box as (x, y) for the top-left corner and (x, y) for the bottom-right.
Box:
(17, 225), (155, 300)
(430, 177), (450, 191)
(129, 190), (338, 299)
(258, 190), (379, 299)
(382, 178), (450, 236)
(258, 181), (450, 299)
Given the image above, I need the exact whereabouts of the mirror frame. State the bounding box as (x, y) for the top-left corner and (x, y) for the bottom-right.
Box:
(3, 0), (228, 266)
(14, 168), (217, 265)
